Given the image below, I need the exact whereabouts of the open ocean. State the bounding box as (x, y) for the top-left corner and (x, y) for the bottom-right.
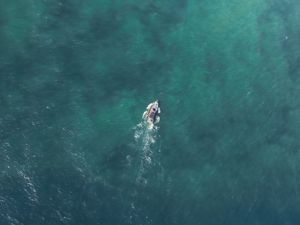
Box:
(1, 0), (300, 224)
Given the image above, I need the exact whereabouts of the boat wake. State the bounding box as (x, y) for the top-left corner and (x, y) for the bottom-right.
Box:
(133, 121), (160, 186)
(127, 105), (163, 224)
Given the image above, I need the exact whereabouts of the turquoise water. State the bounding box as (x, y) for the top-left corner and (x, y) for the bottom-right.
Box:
(1, 0), (300, 224)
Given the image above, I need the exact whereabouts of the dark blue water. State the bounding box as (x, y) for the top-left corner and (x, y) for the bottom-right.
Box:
(1, 0), (300, 224)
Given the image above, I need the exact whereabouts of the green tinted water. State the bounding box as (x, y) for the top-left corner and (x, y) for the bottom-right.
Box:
(1, 0), (300, 224)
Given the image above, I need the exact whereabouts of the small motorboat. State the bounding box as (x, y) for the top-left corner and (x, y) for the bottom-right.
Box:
(142, 100), (161, 129)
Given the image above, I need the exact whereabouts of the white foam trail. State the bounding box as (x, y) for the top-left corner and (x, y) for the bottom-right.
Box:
(128, 119), (162, 224)
(17, 170), (38, 203)
(133, 121), (159, 185)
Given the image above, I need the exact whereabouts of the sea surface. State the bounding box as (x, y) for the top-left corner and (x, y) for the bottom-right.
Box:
(1, 0), (300, 224)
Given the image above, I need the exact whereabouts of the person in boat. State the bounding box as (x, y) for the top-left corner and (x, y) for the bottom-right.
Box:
(143, 100), (161, 128)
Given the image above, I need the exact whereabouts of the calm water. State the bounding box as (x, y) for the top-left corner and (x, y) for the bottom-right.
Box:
(1, 0), (300, 224)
